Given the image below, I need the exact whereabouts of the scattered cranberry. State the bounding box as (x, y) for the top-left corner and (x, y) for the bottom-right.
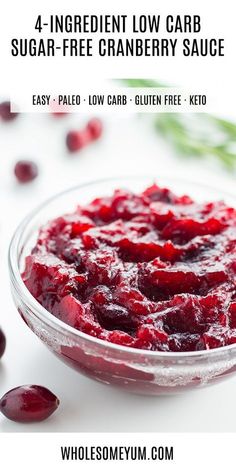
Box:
(66, 130), (89, 152)
(0, 328), (6, 359)
(0, 385), (59, 423)
(50, 99), (69, 116)
(52, 111), (67, 117)
(14, 160), (38, 183)
(66, 118), (103, 153)
(0, 101), (18, 122)
(86, 118), (103, 140)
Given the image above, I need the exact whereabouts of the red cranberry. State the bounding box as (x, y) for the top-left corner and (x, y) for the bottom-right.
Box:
(52, 111), (67, 117)
(91, 286), (112, 306)
(0, 101), (18, 122)
(97, 303), (137, 331)
(0, 385), (59, 423)
(0, 102), (18, 121)
(0, 328), (6, 359)
(50, 99), (68, 116)
(86, 118), (103, 140)
(66, 130), (89, 152)
(14, 160), (38, 183)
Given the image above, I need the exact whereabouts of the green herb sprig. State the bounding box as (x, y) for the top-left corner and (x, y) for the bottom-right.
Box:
(122, 79), (236, 170)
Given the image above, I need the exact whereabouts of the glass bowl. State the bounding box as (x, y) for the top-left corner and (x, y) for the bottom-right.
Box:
(8, 176), (236, 395)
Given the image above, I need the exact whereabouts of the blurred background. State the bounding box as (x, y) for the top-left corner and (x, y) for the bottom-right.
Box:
(1, 87), (236, 224)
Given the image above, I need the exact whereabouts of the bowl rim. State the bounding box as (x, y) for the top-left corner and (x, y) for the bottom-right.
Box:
(8, 174), (236, 360)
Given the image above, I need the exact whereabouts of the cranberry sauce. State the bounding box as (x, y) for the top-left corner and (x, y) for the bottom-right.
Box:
(22, 183), (236, 352)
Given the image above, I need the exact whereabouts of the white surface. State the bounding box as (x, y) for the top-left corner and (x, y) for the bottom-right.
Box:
(0, 111), (236, 432)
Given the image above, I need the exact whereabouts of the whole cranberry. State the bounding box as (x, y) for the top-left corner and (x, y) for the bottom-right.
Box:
(66, 130), (89, 152)
(0, 328), (6, 359)
(86, 118), (103, 140)
(0, 101), (18, 122)
(14, 160), (38, 183)
(50, 100), (68, 116)
(52, 111), (67, 117)
(0, 385), (59, 423)
(91, 286), (112, 306)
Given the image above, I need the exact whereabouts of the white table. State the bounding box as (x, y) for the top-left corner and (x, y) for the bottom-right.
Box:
(1, 111), (236, 432)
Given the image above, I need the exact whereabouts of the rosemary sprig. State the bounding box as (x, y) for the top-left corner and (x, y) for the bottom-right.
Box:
(122, 79), (236, 170)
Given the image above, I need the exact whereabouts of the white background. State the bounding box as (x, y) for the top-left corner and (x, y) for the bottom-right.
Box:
(1, 110), (236, 433)
(0, 0), (235, 93)
(0, 0), (236, 435)
(1, 432), (236, 471)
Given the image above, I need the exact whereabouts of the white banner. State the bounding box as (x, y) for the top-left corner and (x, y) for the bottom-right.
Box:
(9, 86), (231, 114)
(0, 433), (234, 471)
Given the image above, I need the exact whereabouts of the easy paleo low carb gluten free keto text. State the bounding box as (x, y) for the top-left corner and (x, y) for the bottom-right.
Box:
(22, 183), (236, 353)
